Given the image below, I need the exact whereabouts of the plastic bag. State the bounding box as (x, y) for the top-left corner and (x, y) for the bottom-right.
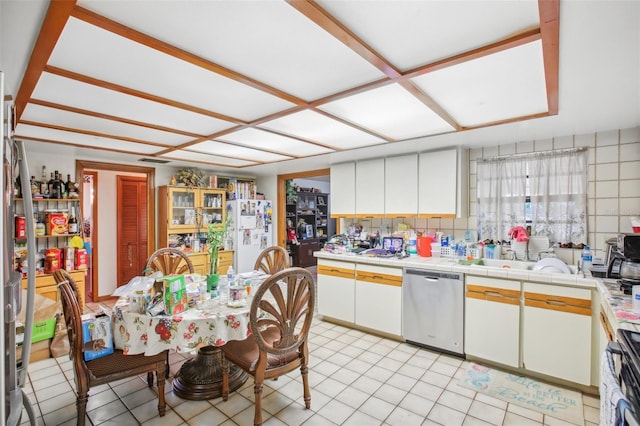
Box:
(111, 273), (160, 297)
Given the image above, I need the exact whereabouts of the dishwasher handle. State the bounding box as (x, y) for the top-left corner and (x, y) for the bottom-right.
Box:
(404, 268), (461, 281)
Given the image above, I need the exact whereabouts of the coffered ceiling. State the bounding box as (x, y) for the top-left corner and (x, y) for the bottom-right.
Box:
(6, 0), (561, 172)
(8, 0), (560, 169)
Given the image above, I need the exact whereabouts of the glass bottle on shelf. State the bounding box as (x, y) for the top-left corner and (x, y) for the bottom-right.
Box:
(68, 206), (79, 234)
(48, 172), (54, 197)
(53, 170), (62, 199)
(40, 165), (49, 196)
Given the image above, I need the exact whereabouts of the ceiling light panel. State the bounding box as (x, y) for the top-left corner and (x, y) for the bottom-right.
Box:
(317, 0), (540, 71)
(259, 110), (385, 150)
(21, 104), (192, 146)
(216, 128), (334, 157)
(188, 140), (292, 163)
(319, 83), (455, 140)
(32, 72), (236, 136)
(77, 1), (386, 101)
(15, 124), (162, 155)
(161, 150), (256, 168)
(49, 18), (295, 122)
(411, 41), (548, 126)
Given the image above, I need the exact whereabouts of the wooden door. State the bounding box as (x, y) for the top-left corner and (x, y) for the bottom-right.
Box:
(117, 176), (148, 286)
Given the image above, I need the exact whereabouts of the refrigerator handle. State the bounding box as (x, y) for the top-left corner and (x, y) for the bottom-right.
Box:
(15, 140), (36, 388)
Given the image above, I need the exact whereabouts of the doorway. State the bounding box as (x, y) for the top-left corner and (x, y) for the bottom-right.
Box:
(76, 160), (156, 302)
(276, 168), (330, 249)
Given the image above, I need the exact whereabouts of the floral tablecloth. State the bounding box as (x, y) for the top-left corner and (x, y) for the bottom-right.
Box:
(112, 298), (252, 356)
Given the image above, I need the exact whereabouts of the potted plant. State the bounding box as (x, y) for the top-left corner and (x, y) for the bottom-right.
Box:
(175, 167), (204, 188)
(206, 217), (230, 293)
(286, 179), (298, 204)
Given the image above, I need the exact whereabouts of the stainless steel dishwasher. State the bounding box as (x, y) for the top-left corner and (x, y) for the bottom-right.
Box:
(402, 268), (464, 356)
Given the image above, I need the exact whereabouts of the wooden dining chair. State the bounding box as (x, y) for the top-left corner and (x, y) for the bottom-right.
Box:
(253, 245), (290, 274)
(53, 269), (85, 313)
(55, 277), (167, 426)
(220, 267), (315, 425)
(144, 247), (194, 275)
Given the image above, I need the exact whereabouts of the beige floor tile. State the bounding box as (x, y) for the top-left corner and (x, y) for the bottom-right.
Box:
(171, 399), (212, 420)
(437, 389), (473, 413)
(314, 377), (348, 398)
(467, 400), (506, 425)
(342, 410), (381, 425)
(503, 411), (544, 425)
(427, 403), (466, 426)
(385, 371), (418, 391)
(316, 399), (356, 424)
(399, 393), (436, 417)
(386, 406), (425, 425)
(336, 386), (370, 409)
(274, 400), (315, 425)
(412, 380), (445, 402)
(421, 370), (453, 388)
(373, 383), (407, 406)
(507, 403), (544, 422)
(88, 399), (129, 424)
(358, 396), (395, 421)
(463, 415), (495, 425)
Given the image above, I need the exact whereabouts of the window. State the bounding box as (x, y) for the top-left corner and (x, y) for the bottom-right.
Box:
(477, 149), (587, 245)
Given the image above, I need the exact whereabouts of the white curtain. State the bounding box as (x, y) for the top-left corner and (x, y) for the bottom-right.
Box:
(529, 150), (587, 244)
(477, 149), (587, 245)
(477, 156), (528, 242)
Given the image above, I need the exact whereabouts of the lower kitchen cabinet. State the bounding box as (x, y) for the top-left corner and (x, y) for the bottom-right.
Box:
(355, 264), (402, 336)
(317, 259), (356, 323)
(187, 250), (233, 276)
(522, 281), (592, 385)
(22, 270), (86, 306)
(465, 276), (521, 368)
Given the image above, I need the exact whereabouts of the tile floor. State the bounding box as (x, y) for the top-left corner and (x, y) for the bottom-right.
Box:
(20, 302), (600, 426)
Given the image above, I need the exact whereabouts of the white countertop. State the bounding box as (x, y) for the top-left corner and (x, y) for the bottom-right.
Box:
(314, 251), (598, 288)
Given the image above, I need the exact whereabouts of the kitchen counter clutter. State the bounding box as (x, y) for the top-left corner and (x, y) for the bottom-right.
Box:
(314, 250), (639, 390)
(315, 251), (598, 288)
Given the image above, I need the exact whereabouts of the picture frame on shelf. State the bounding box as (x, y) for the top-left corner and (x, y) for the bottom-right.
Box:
(317, 197), (325, 206)
(306, 224), (314, 239)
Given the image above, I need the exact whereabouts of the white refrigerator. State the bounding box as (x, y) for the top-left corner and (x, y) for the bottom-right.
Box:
(225, 199), (273, 273)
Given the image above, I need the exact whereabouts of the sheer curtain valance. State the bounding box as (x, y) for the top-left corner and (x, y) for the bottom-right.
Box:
(477, 148), (587, 245)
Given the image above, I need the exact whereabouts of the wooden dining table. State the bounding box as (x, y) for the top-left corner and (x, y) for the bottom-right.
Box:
(112, 294), (254, 400)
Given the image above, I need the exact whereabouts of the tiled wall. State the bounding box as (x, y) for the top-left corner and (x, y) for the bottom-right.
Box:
(342, 126), (640, 264)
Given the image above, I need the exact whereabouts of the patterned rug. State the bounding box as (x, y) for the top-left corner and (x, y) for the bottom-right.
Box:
(459, 363), (584, 425)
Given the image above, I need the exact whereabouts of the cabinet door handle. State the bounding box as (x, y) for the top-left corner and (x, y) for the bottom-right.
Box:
(546, 299), (566, 307)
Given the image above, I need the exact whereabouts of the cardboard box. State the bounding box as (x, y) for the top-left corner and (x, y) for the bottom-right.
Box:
(163, 275), (187, 315)
(82, 314), (114, 361)
(47, 212), (68, 235)
(16, 339), (51, 363)
(75, 248), (88, 270)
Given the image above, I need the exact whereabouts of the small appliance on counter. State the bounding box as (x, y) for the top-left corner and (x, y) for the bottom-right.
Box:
(614, 234), (640, 294)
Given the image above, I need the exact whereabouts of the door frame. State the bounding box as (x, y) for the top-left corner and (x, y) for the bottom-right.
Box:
(276, 168), (330, 248)
(76, 160), (156, 301)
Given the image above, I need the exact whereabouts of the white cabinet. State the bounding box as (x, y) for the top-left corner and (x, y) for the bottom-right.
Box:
(317, 259), (356, 322)
(355, 264), (402, 336)
(384, 154), (418, 217)
(330, 162), (356, 217)
(418, 148), (467, 218)
(465, 276), (521, 368)
(522, 282), (592, 385)
(355, 158), (385, 217)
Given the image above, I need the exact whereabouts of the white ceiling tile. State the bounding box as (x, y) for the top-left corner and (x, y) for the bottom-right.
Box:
(188, 140), (292, 163)
(319, 83), (455, 140)
(161, 150), (256, 168)
(216, 128), (334, 157)
(21, 103), (191, 146)
(49, 17), (295, 122)
(317, 0), (540, 71)
(15, 123), (163, 155)
(77, 1), (386, 101)
(411, 40), (548, 126)
(259, 110), (385, 150)
(32, 72), (236, 136)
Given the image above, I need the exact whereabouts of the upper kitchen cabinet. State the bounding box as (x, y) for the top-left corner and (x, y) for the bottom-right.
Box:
(418, 148), (468, 218)
(330, 162), (356, 217)
(385, 154), (418, 217)
(355, 158), (385, 218)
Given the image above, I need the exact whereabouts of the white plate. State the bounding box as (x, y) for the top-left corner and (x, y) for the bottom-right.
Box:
(532, 257), (571, 274)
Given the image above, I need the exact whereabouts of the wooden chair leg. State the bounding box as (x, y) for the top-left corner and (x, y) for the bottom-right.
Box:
(222, 358), (230, 401)
(76, 391), (89, 426)
(254, 380), (264, 426)
(301, 364), (311, 409)
(157, 362), (167, 416)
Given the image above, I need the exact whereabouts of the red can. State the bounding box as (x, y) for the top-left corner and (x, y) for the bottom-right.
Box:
(15, 216), (26, 238)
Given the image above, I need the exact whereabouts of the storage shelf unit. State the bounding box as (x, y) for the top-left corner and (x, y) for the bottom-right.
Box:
(286, 192), (329, 267)
(13, 197), (86, 305)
